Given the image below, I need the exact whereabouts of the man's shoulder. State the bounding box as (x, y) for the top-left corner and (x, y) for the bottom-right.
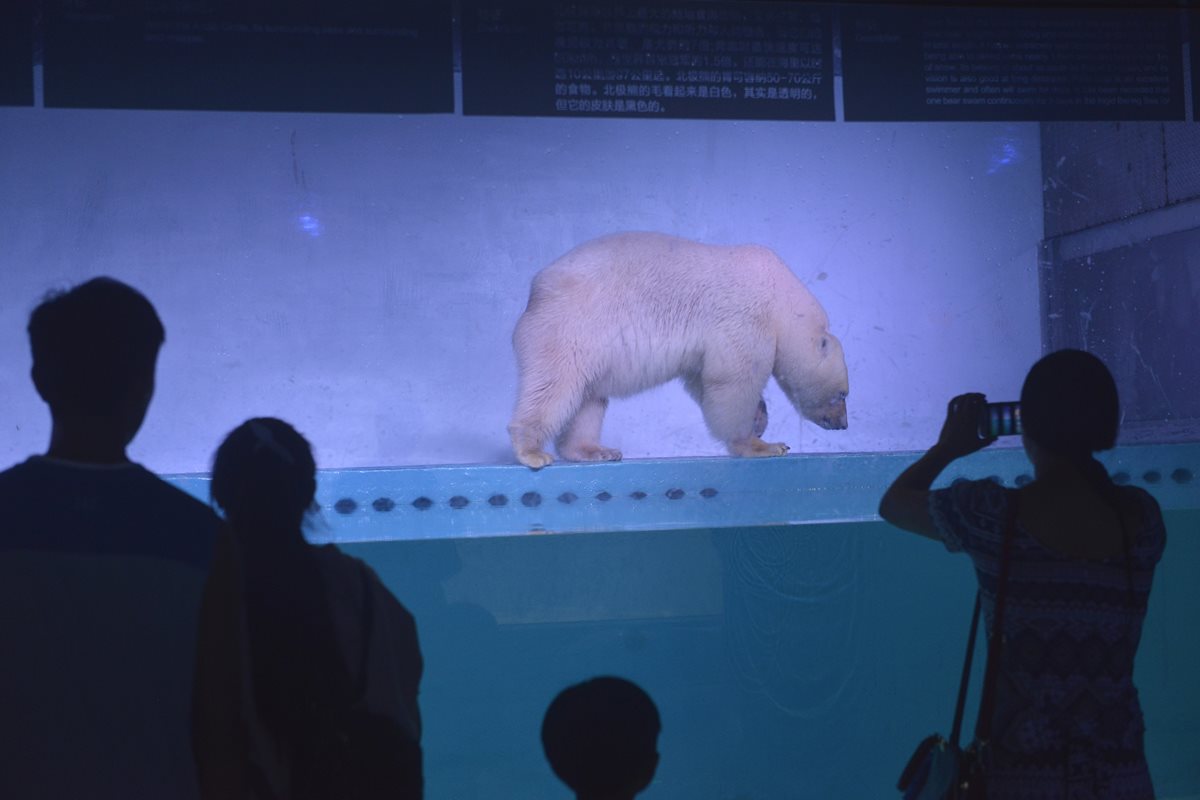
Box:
(0, 458), (40, 488)
(0, 458), (219, 565)
(120, 466), (221, 562)
(127, 466), (218, 523)
(2, 457), (216, 519)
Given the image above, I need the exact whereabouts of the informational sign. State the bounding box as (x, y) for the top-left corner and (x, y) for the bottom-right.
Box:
(0, 1), (34, 107)
(1192, 8), (1200, 118)
(842, 5), (1185, 122)
(43, 0), (453, 113)
(462, 1), (834, 121)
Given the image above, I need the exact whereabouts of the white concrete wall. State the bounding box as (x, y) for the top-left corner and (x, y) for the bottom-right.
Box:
(0, 108), (1043, 473)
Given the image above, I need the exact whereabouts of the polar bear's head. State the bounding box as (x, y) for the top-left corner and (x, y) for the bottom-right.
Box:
(778, 331), (849, 430)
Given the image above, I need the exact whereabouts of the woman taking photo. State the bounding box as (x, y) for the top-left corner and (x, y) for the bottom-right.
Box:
(880, 350), (1165, 799)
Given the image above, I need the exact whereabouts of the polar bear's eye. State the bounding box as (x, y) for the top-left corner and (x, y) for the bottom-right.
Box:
(820, 336), (828, 350)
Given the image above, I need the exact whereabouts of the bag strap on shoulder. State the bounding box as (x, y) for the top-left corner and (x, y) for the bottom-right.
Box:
(974, 489), (1019, 743)
(948, 488), (1018, 748)
(948, 593), (982, 748)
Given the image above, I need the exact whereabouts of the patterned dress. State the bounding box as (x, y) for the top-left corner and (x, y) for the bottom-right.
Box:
(929, 479), (1166, 800)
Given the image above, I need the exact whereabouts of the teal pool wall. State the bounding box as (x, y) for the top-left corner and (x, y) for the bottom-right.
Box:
(169, 444), (1200, 798)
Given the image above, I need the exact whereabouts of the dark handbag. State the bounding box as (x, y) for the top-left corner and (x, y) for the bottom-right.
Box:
(897, 490), (1019, 800)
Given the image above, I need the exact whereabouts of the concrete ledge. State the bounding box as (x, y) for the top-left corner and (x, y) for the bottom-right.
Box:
(164, 442), (1200, 542)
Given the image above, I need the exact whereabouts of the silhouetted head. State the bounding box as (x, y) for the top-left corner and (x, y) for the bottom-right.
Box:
(1020, 349), (1119, 461)
(211, 418), (317, 537)
(28, 277), (164, 445)
(541, 676), (661, 800)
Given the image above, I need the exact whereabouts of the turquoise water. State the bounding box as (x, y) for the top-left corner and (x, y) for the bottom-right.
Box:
(171, 444), (1200, 798)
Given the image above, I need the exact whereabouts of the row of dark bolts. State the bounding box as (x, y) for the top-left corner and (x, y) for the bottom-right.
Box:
(331, 486), (721, 515)
(329, 467), (1193, 516)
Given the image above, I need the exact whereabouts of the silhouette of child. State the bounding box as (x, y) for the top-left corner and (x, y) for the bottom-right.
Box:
(541, 676), (661, 800)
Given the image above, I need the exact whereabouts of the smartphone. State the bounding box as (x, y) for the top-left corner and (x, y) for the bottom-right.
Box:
(980, 401), (1022, 438)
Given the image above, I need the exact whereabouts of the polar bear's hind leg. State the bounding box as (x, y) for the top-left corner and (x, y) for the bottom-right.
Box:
(508, 420), (556, 469)
(509, 372), (587, 469)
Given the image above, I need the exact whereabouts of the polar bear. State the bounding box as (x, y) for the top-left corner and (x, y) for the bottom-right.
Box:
(508, 232), (849, 469)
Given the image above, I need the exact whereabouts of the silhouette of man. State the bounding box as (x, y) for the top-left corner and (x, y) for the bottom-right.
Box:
(0, 277), (218, 799)
(541, 676), (661, 800)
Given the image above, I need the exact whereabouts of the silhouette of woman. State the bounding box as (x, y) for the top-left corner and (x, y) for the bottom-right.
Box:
(193, 418), (423, 799)
(880, 350), (1165, 798)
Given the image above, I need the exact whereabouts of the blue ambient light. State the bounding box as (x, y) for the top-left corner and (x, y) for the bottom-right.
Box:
(987, 136), (1022, 174)
(297, 214), (323, 237)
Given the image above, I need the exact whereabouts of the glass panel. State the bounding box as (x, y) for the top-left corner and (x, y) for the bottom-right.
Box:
(5, 4), (1196, 481)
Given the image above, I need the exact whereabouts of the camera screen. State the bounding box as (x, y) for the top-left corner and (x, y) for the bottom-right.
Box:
(983, 402), (1023, 438)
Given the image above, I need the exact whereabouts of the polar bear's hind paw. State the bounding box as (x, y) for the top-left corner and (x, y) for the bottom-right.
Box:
(517, 449), (555, 470)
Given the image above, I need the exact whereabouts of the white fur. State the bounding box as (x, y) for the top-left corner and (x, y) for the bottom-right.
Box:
(508, 232), (849, 468)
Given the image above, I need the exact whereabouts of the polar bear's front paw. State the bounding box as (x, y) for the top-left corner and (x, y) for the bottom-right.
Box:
(729, 437), (790, 458)
(517, 449), (555, 470)
(559, 443), (623, 463)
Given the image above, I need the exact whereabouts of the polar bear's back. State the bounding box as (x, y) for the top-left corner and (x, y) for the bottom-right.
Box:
(526, 231), (806, 324)
(515, 232), (827, 398)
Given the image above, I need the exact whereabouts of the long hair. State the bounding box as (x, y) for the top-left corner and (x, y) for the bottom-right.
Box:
(210, 419), (346, 740)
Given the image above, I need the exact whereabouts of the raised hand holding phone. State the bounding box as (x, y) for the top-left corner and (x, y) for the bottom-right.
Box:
(938, 393), (998, 459)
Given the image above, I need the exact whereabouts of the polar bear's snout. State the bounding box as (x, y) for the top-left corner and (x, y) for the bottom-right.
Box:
(803, 393), (849, 430)
(814, 400), (849, 430)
